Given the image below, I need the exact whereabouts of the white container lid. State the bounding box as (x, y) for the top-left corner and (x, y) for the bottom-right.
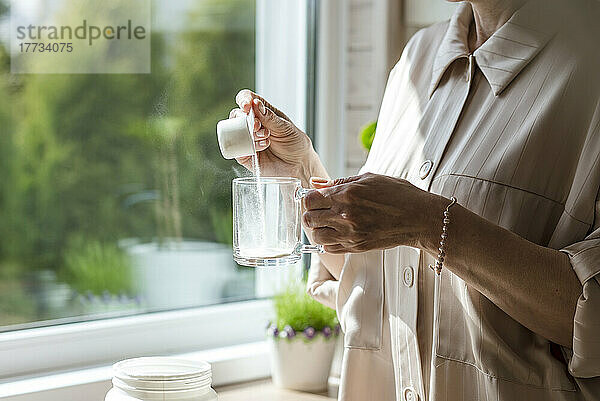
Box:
(113, 357), (212, 392)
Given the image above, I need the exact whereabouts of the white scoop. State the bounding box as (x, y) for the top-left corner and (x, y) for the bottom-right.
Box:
(216, 108), (255, 159)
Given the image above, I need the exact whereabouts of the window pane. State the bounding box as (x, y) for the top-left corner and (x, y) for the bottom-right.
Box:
(0, 0), (258, 331)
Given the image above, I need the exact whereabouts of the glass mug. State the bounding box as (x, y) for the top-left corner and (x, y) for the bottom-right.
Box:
(233, 177), (324, 267)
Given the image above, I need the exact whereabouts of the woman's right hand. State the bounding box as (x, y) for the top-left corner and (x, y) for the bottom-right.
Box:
(229, 89), (326, 185)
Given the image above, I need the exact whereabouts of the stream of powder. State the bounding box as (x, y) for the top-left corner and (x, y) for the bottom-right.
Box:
(251, 153), (261, 180)
(251, 153), (267, 249)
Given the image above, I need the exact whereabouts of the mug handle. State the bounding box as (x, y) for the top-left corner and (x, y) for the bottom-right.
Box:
(294, 187), (325, 254)
(295, 243), (325, 254)
(294, 187), (311, 201)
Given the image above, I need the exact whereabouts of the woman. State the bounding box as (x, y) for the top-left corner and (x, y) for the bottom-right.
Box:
(228, 0), (600, 399)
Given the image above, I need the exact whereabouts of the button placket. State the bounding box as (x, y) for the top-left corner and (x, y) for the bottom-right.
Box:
(416, 56), (476, 192)
(395, 248), (420, 333)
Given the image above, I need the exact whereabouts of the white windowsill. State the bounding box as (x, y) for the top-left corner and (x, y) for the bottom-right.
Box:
(0, 300), (273, 379)
(0, 341), (270, 401)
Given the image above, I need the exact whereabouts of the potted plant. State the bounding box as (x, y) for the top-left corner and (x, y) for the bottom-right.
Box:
(267, 285), (340, 392)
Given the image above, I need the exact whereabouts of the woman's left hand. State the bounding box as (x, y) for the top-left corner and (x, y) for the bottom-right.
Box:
(303, 173), (443, 254)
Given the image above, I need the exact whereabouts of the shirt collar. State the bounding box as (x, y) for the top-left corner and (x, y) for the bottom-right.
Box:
(429, 0), (557, 98)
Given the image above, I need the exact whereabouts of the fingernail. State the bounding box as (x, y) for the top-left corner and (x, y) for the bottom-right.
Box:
(256, 130), (265, 138)
(310, 177), (332, 187)
(254, 99), (266, 115)
(258, 140), (267, 147)
(252, 98), (262, 114)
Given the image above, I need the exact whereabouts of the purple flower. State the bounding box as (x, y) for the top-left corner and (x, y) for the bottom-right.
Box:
(334, 324), (341, 335)
(266, 323), (279, 337)
(279, 325), (296, 339)
(304, 327), (316, 339)
(322, 326), (332, 338)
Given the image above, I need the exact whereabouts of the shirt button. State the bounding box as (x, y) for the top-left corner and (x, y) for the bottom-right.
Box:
(402, 266), (414, 288)
(419, 160), (433, 179)
(403, 387), (419, 401)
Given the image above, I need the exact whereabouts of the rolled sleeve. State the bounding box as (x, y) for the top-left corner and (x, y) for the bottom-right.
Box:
(306, 255), (338, 310)
(560, 227), (600, 378)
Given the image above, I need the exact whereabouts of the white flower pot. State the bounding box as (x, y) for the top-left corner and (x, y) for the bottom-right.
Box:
(268, 335), (337, 392)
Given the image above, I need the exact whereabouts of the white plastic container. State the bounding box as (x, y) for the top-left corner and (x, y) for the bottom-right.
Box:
(105, 357), (218, 401)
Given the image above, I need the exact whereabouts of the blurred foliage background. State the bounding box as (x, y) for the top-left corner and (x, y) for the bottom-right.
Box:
(0, 0), (255, 326)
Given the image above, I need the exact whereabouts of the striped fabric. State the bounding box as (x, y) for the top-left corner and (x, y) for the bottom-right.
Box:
(307, 0), (600, 400)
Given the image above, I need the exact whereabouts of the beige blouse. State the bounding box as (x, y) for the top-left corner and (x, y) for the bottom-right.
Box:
(307, 1), (600, 400)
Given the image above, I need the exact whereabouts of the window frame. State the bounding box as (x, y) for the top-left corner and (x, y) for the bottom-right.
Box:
(0, 0), (310, 380)
(0, 300), (273, 379)
(312, 0), (347, 178)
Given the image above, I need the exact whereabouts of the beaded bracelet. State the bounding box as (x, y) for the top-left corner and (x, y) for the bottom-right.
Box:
(430, 196), (457, 275)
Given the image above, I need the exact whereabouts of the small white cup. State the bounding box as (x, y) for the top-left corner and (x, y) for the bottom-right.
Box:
(216, 108), (256, 159)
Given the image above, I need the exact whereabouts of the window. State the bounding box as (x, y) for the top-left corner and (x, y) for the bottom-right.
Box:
(0, 0), (260, 333)
(0, 0), (311, 382)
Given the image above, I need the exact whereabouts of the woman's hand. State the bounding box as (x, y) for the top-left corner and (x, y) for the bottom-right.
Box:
(229, 89), (327, 186)
(302, 173), (444, 253)
(304, 172), (582, 347)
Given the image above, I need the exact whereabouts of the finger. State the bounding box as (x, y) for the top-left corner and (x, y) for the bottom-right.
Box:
(229, 108), (245, 119)
(235, 89), (255, 113)
(303, 189), (333, 210)
(250, 94), (291, 121)
(311, 227), (344, 245)
(253, 98), (289, 133)
(303, 209), (339, 229)
(254, 128), (269, 141)
(236, 89), (291, 122)
(310, 177), (333, 189)
(316, 175), (365, 199)
(253, 117), (262, 132)
(254, 138), (270, 151)
(330, 175), (362, 186)
(323, 244), (347, 254)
